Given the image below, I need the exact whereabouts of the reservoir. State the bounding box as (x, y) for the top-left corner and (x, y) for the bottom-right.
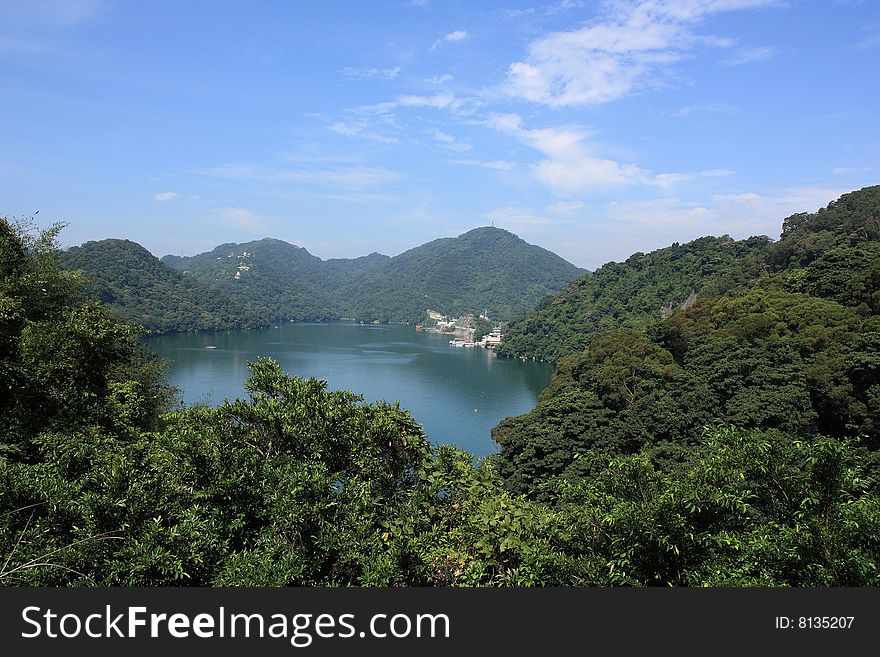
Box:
(147, 322), (554, 458)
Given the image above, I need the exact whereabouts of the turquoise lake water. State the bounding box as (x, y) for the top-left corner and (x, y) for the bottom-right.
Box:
(146, 322), (553, 458)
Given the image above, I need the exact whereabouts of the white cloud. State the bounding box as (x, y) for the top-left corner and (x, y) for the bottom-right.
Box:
(340, 65), (401, 80)
(500, 7), (536, 19)
(485, 205), (562, 227)
(430, 129), (472, 152)
(328, 120), (398, 143)
(832, 166), (872, 175)
(198, 163), (402, 189)
(673, 102), (739, 118)
(431, 30), (468, 51)
(487, 112), (649, 189)
(709, 186), (851, 232)
(653, 168), (735, 187)
(504, 0), (778, 107)
(426, 73), (454, 84)
(722, 46), (777, 66)
(153, 192), (178, 202)
(534, 156), (649, 190)
(367, 92), (464, 114)
(548, 200), (585, 214)
(449, 159), (516, 170)
(602, 186), (846, 235)
(583, 185), (849, 263)
(431, 130), (456, 144)
(486, 111), (736, 192)
(217, 207), (267, 232)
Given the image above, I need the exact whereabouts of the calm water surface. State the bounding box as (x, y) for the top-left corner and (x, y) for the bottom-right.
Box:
(147, 322), (553, 457)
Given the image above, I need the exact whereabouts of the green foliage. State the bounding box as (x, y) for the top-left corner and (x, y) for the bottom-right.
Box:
(1, 218), (172, 459)
(472, 316), (495, 341)
(61, 239), (256, 333)
(498, 235), (771, 362)
(549, 427), (880, 586)
(161, 238), (345, 324)
(1, 357), (431, 585)
(772, 185), (880, 269)
(336, 227), (586, 323)
(493, 186), (880, 496)
(75, 228), (583, 333)
(359, 427), (880, 586)
(493, 289), (877, 496)
(500, 185), (880, 363)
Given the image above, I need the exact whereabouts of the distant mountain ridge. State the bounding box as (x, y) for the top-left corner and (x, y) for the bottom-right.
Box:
(63, 227), (585, 332)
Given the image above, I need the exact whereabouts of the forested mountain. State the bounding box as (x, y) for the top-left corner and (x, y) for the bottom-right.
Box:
(161, 237), (345, 323)
(61, 239), (255, 333)
(499, 186), (880, 362)
(491, 185), (880, 499)
(63, 228), (583, 333)
(335, 227), (587, 322)
(159, 227), (584, 325)
(498, 235), (771, 361)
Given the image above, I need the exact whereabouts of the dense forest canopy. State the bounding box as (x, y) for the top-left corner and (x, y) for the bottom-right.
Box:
(2, 186), (878, 586)
(492, 186), (880, 499)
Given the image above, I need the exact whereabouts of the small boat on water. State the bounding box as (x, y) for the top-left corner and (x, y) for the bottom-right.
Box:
(205, 345), (217, 349)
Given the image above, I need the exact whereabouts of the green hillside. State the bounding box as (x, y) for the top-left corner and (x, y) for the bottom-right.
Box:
(337, 227), (587, 323)
(497, 235), (771, 362)
(491, 185), (880, 497)
(161, 238), (343, 322)
(61, 239), (253, 333)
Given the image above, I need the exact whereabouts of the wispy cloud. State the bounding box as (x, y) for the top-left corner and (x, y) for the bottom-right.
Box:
(487, 112), (647, 189)
(503, 0), (777, 107)
(365, 92), (467, 115)
(198, 163), (402, 189)
(500, 7), (537, 19)
(601, 186), (848, 240)
(653, 168), (735, 187)
(722, 46), (777, 66)
(548, 200), (585, 214)
(340, 65), (401, 80)
(426, 73), (454, 85)
(216, 207), (267, 232)
(499, 1), (584, 19)
(328, 120), (398, 143)
(153, 191), (178, 202)
(832, 166), (872, 175)
(431, 30), (468, 51)
(449, 159), (516, 170)
(485, 205), (563, 227)
(486, 112), (735, 192)
(429, 129), (472, 152)
(673, 102), (739, 118)
(2, 0), (106, 28)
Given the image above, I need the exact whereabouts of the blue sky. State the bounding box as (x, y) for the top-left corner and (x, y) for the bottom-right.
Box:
(1, 0), (877, 269)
